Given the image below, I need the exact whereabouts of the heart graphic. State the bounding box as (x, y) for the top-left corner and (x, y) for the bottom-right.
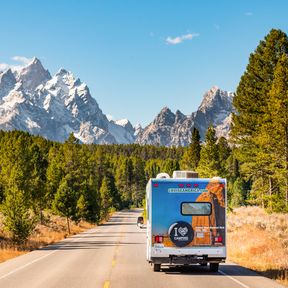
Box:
(178, 227), (188, 237)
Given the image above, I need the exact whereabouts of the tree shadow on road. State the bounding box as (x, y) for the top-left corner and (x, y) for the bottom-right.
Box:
(41, 240), (146, 250)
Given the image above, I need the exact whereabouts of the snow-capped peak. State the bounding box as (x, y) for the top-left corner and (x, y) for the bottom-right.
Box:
(0, 69), (16, 99)
(115, 119), (129, 127)
(0, 56), (234, 146)
(154, 106), (175, 126)
(198, 86), (234, 112)
(16, 57), (51, 91)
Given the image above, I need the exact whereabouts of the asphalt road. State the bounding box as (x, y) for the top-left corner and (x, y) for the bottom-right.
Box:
(0, 210), (284, 288)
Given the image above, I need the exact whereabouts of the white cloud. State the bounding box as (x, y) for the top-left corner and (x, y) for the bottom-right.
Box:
(165, 33), (199, 45)
(245, 12), (253, 16)
(12, 56), (33, 65)
(0, 56), (33, 71)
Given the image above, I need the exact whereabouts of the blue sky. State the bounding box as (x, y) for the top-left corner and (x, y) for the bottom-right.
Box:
(0, 0), (287, 126)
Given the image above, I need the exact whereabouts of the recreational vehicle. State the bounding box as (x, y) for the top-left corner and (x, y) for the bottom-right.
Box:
(146, 171), (226, 272)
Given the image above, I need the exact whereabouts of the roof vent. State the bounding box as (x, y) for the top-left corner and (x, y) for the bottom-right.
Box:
(172, 171), (199, 179)
(156, 173), (170, 179)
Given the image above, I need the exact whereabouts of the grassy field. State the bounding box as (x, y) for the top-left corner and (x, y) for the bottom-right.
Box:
(0, 212), (94, 263)
(227, 206), (288, 286)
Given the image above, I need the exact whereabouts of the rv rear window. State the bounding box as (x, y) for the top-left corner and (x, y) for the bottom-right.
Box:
(181, 202), (212, 216)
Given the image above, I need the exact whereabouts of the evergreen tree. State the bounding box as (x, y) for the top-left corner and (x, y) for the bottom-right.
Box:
(46, 145), (64, 206)
(197, 126), (220, 177)
(52, 176), (78, 234)
(161, 159), (179, 176)
(266, 54), (288, 211)
(181, 127), (201, 170)
(217, 137), (231, 177)
(29, 143), (48, 222)
(251, 53), (288, 211)
(131, 156), (146, 207)
(144, 159), (161, 179)
(232, 29), (288, 142)
(100, 174), (120, 219)
(231, 29), (288, 212)
(1, 186), (35, 243)
(115, 157), (133, 207)
(66, 133), (80, 144)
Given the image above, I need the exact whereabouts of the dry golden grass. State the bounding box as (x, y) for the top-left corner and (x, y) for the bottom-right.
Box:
(0, 212), (95, 263)
(0, 248), (26, 263)
(228, 206), (288, 286)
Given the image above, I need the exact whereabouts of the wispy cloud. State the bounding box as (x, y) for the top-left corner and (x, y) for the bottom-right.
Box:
(165, 33), (199, 45)
(245, 12), (253, 16)
(0, 56), (33, 71)
(12, 56), (33, 65)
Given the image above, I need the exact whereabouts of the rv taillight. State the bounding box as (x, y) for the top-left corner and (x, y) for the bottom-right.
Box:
(194, 183), (199, 187)
(178, 184), (184, 188)
(215, 236), (223, 243)
(153, 183), (159, 187)
(186, 183), (191, 187)
(155, 235), (163, 243)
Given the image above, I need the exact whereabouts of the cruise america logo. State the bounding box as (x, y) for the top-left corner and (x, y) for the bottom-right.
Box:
(168, 188), (207, 193)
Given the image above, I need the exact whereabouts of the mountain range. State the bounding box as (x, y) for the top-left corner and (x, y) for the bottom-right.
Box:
(0, 58), (234, 146)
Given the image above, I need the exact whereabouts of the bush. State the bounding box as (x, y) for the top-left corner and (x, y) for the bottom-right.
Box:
(1, 186), (36, 244)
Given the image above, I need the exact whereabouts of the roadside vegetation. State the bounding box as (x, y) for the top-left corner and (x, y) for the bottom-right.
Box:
(0, 28), (287, 284)
(228, 206), (288, 286)
(0, 211), (93, 263)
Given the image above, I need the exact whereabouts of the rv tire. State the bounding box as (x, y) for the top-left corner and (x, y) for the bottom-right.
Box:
(210, 263), (219, 272)
(153, 264), (161, 272)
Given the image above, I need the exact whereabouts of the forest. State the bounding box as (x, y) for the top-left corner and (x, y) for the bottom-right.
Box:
(0, 28), (287, 243)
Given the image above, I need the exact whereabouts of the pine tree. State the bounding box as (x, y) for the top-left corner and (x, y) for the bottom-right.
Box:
(231, 29), (288, 212)
(181, 127), (201, 170)
(131, 156), (146, 207)
(197, 126), (220, 177)
(1, 186), (35, 243)
(144, 159), (161, 179)
(232, 29), (288, 143)
(253, 53), (288, 211)
(217, 137), (231, 177)
(100, 174), (120, 219)
(162, 159), (180, 177)
(115, 157), (133, 207)
(29, 143), (48, 223)
(46, 145), (64, 206)
(52, 176), (78, 234)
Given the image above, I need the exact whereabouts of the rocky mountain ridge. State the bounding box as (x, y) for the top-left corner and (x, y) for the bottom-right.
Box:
(136, 86), (234, 146)
(0, 58), (234, 146)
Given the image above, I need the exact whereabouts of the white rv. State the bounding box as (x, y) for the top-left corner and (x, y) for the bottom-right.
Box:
(146, 171), (227, 272)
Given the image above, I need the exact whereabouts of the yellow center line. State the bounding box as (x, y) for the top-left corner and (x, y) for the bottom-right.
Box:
(112, 259), (116, 267)
(103, 213), (126, 288)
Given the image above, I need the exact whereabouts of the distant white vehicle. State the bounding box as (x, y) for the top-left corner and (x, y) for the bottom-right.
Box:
(137, 216), (144, 228)
(146, 171), (227, 272)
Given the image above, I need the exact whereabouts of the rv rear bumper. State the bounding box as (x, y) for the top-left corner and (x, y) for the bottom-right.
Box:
(150, 246), (226, 264)
(151, 256), (225, 265)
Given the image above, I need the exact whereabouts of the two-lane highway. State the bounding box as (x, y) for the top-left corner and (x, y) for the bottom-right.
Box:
(0, 210), (284, 288)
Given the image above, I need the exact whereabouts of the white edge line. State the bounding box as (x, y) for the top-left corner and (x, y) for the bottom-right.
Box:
(0, 229), (98, 281)
(0, 250), (58, 281)
(219, 270), (250, 288)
